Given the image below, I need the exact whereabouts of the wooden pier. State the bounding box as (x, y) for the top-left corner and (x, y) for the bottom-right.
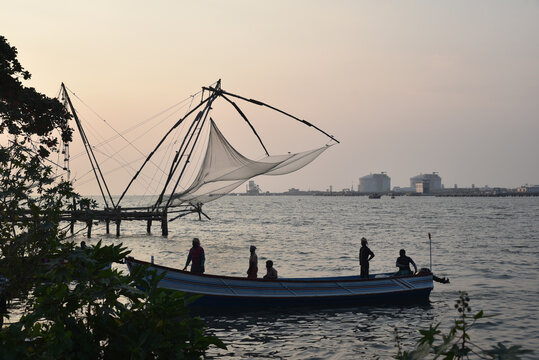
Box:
(58, 206), (170, 238)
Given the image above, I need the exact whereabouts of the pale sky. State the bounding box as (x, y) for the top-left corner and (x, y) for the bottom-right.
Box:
(2, 1), (538, 194)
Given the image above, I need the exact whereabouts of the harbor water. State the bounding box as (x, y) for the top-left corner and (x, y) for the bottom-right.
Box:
(82, 195), (538, 359)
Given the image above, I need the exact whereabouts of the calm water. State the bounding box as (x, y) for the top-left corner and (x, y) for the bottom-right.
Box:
(81, 195), (538, 359)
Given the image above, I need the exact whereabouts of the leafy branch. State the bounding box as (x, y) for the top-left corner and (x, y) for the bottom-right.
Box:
(395, 292), (532, 360)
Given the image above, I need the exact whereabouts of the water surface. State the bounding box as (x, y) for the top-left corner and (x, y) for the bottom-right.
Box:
(84, 195), (539, 359)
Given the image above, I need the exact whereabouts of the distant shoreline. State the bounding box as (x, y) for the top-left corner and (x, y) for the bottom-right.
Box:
(80, 191), (539, 198)
(233, 191), (539, 198)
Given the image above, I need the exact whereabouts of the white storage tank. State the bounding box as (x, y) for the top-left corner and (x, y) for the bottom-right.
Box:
(410, 172), (442, 192)
(359, 173), (391, 193)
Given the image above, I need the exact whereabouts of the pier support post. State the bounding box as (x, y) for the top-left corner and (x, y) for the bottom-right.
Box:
(70, 198), (76, 234)
(161, 211), (168, 237)
(116, 219), (121, 237)
(70, 217), (75, 235)
(105, 219), (110, 234)
(147, 219), (152, 234)
(86, 220), (92, 238)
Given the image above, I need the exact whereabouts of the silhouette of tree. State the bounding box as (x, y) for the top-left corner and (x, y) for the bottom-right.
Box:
(0, 35), (224, 357)
(0, 35), (72, 157)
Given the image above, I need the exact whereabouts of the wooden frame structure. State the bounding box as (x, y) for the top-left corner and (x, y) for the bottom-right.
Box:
(60, 80), (339, 237)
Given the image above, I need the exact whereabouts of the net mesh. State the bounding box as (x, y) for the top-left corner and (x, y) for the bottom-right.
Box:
(169, 119), (331, 206)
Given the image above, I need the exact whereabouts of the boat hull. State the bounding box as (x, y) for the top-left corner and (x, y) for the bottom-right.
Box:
(181, 288), (432, 311)
(126, 257), (433, 311)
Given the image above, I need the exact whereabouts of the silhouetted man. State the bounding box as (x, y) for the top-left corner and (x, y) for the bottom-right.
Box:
(183, 237), (205, 274)
(359, 237), (375, 279)
(247, 245), (258, 279)
(395, 249), (417, 276)
(263, 260), (278, 280)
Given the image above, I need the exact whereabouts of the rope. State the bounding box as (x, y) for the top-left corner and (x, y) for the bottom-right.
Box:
(138, 117), (184, 204)
(61, 82), (225, 205)
(177, 119), (209, 195)
(63, 87), (203, 200)
(66, 86), (201, 151)
(66, 87), (148, 159)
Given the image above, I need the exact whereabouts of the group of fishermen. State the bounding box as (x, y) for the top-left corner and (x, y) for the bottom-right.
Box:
(183, 236), (418, 280)
(182, 238), (277, 280)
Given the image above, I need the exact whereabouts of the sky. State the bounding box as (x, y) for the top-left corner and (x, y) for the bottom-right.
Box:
(2, 1), (538, 194)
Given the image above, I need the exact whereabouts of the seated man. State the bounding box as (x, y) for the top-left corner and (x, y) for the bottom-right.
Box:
(395, 249), (417, 276)
(263, 260), (278, 280)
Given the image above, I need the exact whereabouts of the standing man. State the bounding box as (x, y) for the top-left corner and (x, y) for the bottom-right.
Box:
(247, 245), (258, 279)
(359, 237), (375, 279)
(183, 237), (205, 274)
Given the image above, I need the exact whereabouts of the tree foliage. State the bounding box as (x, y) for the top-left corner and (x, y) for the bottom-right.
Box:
(0, 35), (76, 298)
(0, 35), (225, 358)
(0, 242), (225, 359)
(395, 292), (533, 360)
(0, 35), (72, 157)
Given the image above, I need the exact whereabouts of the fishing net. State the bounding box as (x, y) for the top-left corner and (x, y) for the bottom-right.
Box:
(168, 119), (331, 206)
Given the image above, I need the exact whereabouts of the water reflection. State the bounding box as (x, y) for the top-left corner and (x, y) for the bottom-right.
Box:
(202, 303), (435, 359)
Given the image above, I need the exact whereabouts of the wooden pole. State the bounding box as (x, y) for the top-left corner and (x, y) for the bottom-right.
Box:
(152, 111), (202, 210)
(87, 220), (92, 238)
(105, 219), (110, 234)
(147, 219), (152, 234)
(164, 93), (217, 210)
(221, 94), (269, 155)
(161, 211), (168, 236)
(116, 219), (121, 237)
(215, 88), (340, 144)
(70, 217), (75, 235)
(70, 198), (76, 234)
(117, 96), (212, 207)
(62, 84), (115, 208)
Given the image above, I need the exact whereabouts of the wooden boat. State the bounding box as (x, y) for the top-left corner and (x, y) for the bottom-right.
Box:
(126, 257), (434, 311)
(113, 81), (437, 311)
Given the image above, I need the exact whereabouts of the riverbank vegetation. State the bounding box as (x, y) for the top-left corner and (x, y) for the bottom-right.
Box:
(0, 35), (224, 358)
(395, 292), (532, 359)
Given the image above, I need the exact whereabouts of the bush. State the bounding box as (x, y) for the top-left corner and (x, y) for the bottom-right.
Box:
(0, 241), (225, 359)
(395, 291), (532, 360)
